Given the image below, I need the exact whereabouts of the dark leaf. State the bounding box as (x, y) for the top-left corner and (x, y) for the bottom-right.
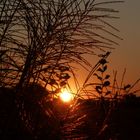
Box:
(124, 84), (131, 90)
(60, 81), (66, 87)
(95, 86), (102, 94)
(94, 73), (102, 80)
(103, 81), (110, 87)
(93, 73), (98, 77)
(42, 68), (49, 72)
(103, 65), (107, 72)
(48, 79), (57, 85)
(98, 76), (102, 81)
(106, 51), (111, 56)
(98, 52), (111, 58)
(60, 73), (70, 80)
(99, 59), (107, 65)
(59, 66), (69, 72)
(105, 74), (110, 79)
(97, 68), (103, 72)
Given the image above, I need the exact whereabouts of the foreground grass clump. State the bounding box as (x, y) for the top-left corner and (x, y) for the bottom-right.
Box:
(0, 85), (62, 140)
(0, 84), (140, 140)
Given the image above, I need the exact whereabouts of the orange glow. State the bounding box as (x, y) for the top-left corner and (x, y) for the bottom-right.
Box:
(59, 89), (74, 102)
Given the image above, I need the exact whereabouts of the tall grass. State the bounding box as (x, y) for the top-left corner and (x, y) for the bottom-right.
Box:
(0, 0), (123, 89)
(60, 53), (140, 139)
(2, 0), (136, 139)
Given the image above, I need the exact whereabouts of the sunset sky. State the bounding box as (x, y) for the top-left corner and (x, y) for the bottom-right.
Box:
(72, 0), (140, 96)
(110, 0), (140, 84)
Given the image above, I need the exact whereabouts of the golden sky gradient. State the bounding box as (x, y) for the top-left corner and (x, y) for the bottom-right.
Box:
(71, 0), (140, 96)
(106, 0), (140, 90)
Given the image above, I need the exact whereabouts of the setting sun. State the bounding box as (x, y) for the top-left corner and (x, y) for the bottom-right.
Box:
(59, 89), (74, 103)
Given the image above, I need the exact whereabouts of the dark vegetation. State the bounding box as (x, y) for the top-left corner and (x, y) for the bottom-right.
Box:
(0, 87), (140, 139)
(0, 0), (140, 140)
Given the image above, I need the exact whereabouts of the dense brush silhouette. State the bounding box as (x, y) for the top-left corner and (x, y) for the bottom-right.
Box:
(0, 87), (30, 139)
(0, 84), (62, 140)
